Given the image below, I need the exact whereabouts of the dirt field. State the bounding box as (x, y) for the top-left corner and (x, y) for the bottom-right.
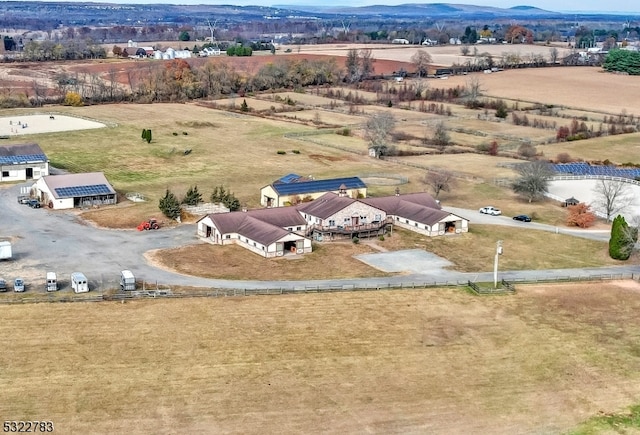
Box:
(2, 281), (640, 434)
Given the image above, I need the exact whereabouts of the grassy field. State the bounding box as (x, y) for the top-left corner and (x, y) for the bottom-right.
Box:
(2, 281), (640, 434)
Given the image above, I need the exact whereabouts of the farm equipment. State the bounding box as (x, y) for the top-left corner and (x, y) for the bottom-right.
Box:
(137, 218), (160, 231)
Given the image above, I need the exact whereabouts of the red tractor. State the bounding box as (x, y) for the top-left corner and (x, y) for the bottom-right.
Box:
(137, 218), (160, 231)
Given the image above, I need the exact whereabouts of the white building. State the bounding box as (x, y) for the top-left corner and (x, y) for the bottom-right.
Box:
(0, 143), (49, 182)
(34, 172), (116, 210)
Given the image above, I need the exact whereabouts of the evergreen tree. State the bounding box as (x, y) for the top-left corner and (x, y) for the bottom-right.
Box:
(222, 191), (241, 211)
(182, 185), (202, 205)
(240, 99), (249, 112)
(609, 215), (637, 260)
(142, 128), (147, 140)
(159, 189), (181, 220)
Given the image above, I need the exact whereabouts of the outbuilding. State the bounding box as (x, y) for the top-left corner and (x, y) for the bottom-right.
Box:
(260, 175), (367, 207)
(362, 191), (469, 236)
(0, 143), (49, 182)
(34, 172), (117, 210)
(197, 207), (311, 258)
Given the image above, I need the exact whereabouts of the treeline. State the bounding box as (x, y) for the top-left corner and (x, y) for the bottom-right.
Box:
(0, 57), (343, 107)
(19, 39), (107, 61)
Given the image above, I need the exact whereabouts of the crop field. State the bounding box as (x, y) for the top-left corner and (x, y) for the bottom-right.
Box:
(2, 281), (640, 434)
(427, 67), (640, 115)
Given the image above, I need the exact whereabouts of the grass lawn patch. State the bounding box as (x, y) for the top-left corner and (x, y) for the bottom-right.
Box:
(147, 241), (391, 280)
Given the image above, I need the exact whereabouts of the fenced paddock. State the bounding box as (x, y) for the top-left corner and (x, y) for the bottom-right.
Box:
(0, 273), (636, 305)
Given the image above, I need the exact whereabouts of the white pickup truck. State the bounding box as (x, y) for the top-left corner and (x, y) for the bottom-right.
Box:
(479, 206), (502, 216)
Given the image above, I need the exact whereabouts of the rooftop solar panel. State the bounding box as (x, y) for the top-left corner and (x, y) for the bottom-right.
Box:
(0, 154), (47, 165)
(277, 173), (302, 184)
(272, 177), (366, 195)
(54, 184), (112, 198)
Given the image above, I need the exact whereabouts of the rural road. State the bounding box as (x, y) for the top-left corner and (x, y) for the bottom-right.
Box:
(1, 182), (638, 292)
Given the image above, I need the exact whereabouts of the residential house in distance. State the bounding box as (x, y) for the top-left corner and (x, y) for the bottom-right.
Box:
(260, 174), (367, 207)
(0, 143), (49, 182)
(34, 172), (117, 209)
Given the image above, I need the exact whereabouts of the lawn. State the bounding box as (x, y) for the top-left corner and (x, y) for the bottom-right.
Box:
(2, 281), (640, 433)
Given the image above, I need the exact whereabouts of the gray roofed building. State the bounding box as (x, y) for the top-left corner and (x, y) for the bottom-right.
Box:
(34, 172), (116, 210)
(0, 142), (49, 182)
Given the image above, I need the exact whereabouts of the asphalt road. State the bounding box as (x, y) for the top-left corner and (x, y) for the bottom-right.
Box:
(1, 182), (638, 292)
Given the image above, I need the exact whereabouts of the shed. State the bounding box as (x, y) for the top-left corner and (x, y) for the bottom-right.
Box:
(34, 172), (116, 210)
(0, 143), (49, 182)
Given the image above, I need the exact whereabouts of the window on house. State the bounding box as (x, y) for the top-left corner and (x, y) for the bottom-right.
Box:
(405, 219), (409, 223)
(415, 223), (418, 227)
(374, 214), (381, 221)
(1, 171), (8, 177)
(329, 219), (335, 226)
(225, 235), (230, 239)
(296, 226), (301, 231)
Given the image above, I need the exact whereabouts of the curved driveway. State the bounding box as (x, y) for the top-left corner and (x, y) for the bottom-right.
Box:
(1, 183), (638, 291)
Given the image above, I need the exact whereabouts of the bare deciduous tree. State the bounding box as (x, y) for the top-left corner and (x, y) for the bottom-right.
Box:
(432, 121), (450, 152)
(410, 49), (432, 77)
(424, 170), (455, 199)
(511, 161), (554, 202)
(365, 112), (395, 158)
(465, 76), (484, 108)
(592, 179), (635, 221)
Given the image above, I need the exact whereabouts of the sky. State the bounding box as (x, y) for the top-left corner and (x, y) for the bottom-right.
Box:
(31, 0), (640, 14)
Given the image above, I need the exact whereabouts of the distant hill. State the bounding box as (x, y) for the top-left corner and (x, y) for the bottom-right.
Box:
(283, 3), (562, 18)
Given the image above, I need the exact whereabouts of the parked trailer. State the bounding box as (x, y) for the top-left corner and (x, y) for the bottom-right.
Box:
(46, 272), (58, 292)
(120, 270), (136, 291)
(0, 241), (11, 260)
(70, 272), (89, 293)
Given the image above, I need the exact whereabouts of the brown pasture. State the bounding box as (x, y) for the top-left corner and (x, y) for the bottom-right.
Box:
(2, 281), (640, 433)
(426, 67), (640, 115)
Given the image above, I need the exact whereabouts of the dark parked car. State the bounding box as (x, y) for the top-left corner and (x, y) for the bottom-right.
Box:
(0, 279), (7, 292)
(27, 199), (41, 208)
(513, 214), (532, 222)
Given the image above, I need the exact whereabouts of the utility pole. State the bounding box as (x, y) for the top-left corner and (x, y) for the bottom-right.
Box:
(493, 240), (503, 288)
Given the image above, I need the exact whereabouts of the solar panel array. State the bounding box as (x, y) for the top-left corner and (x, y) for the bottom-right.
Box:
(273, 177), (367, 195)
(54, 184), (112, 198)
(0, 154), (47, 165)
(553, 163), (640, 179)
(278, 173), (302, 184)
